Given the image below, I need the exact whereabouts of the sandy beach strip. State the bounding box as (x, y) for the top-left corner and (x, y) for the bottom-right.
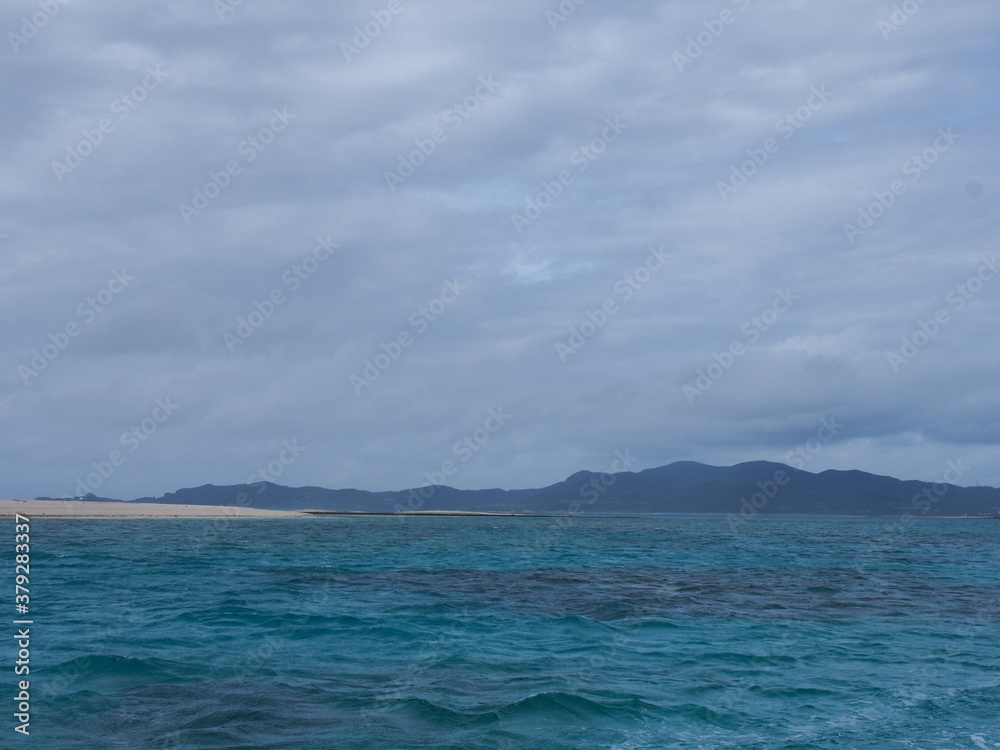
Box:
(0, 499), (308, 518)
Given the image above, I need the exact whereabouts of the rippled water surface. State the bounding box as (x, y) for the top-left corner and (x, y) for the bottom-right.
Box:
(24, 515), (1000, 748)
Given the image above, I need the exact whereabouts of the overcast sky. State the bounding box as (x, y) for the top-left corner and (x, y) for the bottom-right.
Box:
(2, 0), (998, 500)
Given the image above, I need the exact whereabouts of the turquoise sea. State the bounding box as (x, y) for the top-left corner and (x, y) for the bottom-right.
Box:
(20, 515), (1000, 749)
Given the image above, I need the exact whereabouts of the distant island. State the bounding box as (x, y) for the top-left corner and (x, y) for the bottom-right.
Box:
(36, 461), (1000, 517)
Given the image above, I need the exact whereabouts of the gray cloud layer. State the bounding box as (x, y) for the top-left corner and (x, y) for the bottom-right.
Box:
(2, 0), (999, 499)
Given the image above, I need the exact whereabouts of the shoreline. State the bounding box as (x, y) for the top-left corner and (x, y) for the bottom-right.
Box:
(0, 499), (308, 519)
(1, 499), (997, 520)
(0, 500), (566, 519)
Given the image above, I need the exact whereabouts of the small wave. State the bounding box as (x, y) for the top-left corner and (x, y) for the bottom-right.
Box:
(498, 691), (615, 719)
(391, 697), (498, 728)
(387, 691), (648, 728)
(553, 614), (617, 629)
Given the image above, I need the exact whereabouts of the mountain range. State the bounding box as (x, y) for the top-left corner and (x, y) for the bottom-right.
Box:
(44, 461), (1000, 517)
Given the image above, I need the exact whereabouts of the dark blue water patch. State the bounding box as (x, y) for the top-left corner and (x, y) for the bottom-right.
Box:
(256, 563), (1000, 624)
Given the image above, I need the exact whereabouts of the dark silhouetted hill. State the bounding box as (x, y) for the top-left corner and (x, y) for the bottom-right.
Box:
(120, 461), (1000, 517)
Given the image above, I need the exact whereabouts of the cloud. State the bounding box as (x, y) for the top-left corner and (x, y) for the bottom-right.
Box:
(1, 0), (999, 499)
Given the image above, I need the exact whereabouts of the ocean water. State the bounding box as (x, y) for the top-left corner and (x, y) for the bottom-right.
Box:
(21, 515), (1000, 749)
